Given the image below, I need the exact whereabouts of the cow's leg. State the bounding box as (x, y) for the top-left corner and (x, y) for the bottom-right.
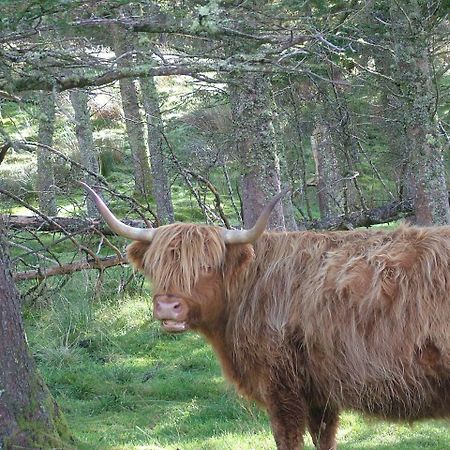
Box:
(266, 394), (307, 450)
(307, 405), (339, 450)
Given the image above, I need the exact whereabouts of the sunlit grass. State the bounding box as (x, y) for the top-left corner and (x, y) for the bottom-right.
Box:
(23, 290), (450, 450)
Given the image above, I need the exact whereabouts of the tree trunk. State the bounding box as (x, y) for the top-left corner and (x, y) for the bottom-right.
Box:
(0, 221), (73, 449)
(139, 76), (174, 224)
(314, 71), (363, 215)
(113, 29), (152, 198)
(229, 72), (285, 230)
(70, 89), (100, 217)
(36, 91), (57, 216)
(390, 0), (450, 225)
(311, 121), (344, 219)
(380, 75), (415, 204)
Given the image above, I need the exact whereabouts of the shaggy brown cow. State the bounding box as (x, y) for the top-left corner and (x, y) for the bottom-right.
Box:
(82, 183), (450, 450)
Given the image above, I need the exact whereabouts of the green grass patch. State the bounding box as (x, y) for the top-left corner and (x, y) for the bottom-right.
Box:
(24, 291), (450, 450)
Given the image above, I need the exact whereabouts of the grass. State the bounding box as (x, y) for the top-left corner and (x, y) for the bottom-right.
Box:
(23, 283), (450, 450)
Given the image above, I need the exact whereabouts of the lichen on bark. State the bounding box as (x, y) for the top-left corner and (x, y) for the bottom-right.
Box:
(0, 222), (74, 449)
(229, 71), (285, 230)
(390, 0), (450, 225)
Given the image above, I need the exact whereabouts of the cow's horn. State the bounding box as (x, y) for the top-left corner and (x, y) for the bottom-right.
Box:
(221, 187), (291, 244)
(79, 182), (156, 242)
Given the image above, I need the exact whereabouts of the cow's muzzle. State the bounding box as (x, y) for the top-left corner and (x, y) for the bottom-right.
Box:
(153, 295), (188, 332)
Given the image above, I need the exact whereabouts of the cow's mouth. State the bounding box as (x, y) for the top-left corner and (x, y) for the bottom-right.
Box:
(162, 320), (188, 332)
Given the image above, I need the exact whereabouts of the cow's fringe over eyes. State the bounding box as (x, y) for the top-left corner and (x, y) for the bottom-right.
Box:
(130, 223), (226, 295)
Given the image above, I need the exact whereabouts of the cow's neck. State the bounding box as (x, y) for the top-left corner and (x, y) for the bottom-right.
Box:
(199, 323), (238, 385)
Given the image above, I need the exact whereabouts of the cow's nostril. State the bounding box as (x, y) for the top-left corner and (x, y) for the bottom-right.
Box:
(173, 303), (181, 310)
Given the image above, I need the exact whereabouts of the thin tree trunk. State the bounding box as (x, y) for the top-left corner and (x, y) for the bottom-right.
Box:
(390, 0), (450, 225)
(311, 121), (344, 218)
(113, 29), (152, 198)
(36, 91), (57, 216)
(229, 72), (285, 230)
(139, 76), (174, 224)
(70, 89), (100, 217)
(0, 221), (73, 449)
(372, 50), (414, 203)
(289, 82), (313, 222)
(272, 98), (298, 231)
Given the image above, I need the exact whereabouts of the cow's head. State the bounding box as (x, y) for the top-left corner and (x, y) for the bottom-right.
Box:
(81, 183), (287, 333)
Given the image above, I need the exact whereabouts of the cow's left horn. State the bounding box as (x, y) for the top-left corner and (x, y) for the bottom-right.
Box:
(79, 182), (156, 242)
(221, 187), (290, 244)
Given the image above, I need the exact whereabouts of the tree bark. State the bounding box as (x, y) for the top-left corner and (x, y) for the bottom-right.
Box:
(0, 221), (73, 449)
(390, 0), (450, 225)
(311, 121), (344, 219)
(113, 28), (152, 198)
(70, 88), (100, 217)
(229, 72), (285, 230)
(36, 91), (58, 216)
(139, 76), (174, 224)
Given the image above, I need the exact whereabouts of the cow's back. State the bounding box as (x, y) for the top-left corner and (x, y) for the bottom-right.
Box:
(227, 225), (450, 419)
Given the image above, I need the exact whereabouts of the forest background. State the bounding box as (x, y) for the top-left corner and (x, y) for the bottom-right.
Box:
(0, 1), (449, 449)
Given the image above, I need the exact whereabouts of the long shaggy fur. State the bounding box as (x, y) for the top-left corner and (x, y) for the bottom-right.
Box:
(226, 225), (450, 418)
(128, 223), (450, 422)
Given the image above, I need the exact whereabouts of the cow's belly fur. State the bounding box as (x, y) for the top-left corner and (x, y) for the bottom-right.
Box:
(226, 337), (450, 422)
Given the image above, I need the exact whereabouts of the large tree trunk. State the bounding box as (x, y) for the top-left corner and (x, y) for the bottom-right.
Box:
(36, 91), (58, 216)
(113, 29), (152, 198)
(229, 72), (285, 230)
(390, 0), (450, 225)
(0, 222), (73, 449)
(70, 88), (100, 217)
(139, 76), (174, 224)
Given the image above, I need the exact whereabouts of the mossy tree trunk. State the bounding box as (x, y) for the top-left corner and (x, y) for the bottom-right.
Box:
(375, 55), (415, 204)
(310, 120), (344, 219)
(229, 72), (285, 230)
(390, 0), (450, 225)
(313, 71), (362, 217)
(70, 88), (100, 217)
(140, 76), (174, 224)
(113, 28), (153, 198)
(36, 91), (58, 216)
(0, 222), (73, 449)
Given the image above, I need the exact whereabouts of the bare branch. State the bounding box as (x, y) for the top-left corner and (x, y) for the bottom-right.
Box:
(13, 254), (127, 282)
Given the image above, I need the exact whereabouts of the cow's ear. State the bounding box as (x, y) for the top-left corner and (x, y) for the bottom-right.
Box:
(237, 244), (255, 269)
(226, 243), (255, 273)
(127, 241), (151, 272)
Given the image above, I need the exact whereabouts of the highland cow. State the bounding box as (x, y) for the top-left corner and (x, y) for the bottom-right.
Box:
(82, 183), (450, 450)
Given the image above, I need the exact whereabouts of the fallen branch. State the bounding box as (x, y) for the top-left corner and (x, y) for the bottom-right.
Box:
(3, 214), (149, 235)
(5, 198), (414, 235)
(0, 187), (101, 261)
(303, 200), (413, 230)
(13, 254), (128, 282)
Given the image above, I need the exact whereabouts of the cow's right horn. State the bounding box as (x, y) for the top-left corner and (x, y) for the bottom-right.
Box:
(221, 187), (290, 244)
(79, 182), (156, 242)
